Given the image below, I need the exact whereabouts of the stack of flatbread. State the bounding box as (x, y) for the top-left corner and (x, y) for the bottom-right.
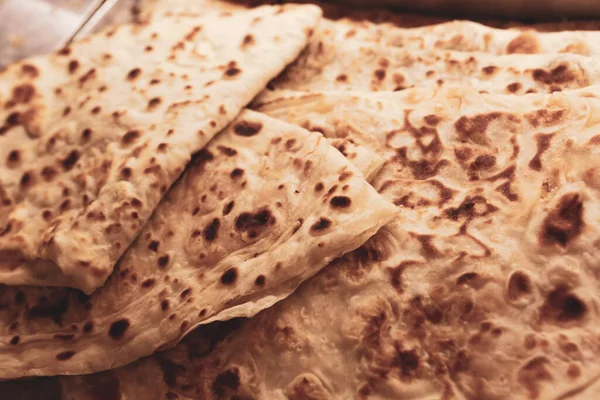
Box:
(3, 1), (600, 399)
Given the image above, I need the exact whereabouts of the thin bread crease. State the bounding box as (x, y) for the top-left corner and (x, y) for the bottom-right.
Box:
(0, 110), (397, 379)
(0, 4), (322, 293)
(61, 85), (600, 399)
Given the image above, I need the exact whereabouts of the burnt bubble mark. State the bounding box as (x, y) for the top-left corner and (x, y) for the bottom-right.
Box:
(255, 275), (266, 286)
(445, 195), (499, 221)
(223, 201), (234, 216)
(121, 130), (141, 145)
(233, 120), (262, 137)
(230, 168), (244, 179)
(541, 284), (587, 324)
(540, 194), (584, 248)
(56, 351), (76, 361)
(453, 112), (520, 146)
(330, 196), (351, 209)
(158, 255), (170, 268)
(528, 133), (554, 171)
(61, 150), (80, 170)
(220, 268), (238, 285)
(108, 319), (130, 340)
(212, 368), (241, 397)
(191, 149), (214, 169)
(234, 208), (275, 236)
(310, 217), (332, 233)
(203, 218), (221, 241)
(507, 271), (533, 301)
(394, 147), (450, 180)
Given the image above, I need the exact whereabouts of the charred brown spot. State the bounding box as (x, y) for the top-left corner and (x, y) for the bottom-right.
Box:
(91, 106), (101, 115)
(28, 295), (69, 324)
(526, 109), (565, 128)
(224, 67), (241, 77)
(148, 97), (162, 110)
(540, 194), (584, 248)
(203, 218), (221, 241)
(314, 182), (324, 192)
(241, 34), (255, 49)
(68, 60), (79, 74)
(148, 240), (159, 252)
(330, 196), (351, 209)
(21, 64), (39, 78)
(127, 68), (141, 80)
(233, 120), (262, 136)
(506, 82), (522, 93)
(158, 255), (170, 268)
(529, 133), (554, 171)
(220, 268), (238, 285)
(482, 65), (498, 75)
(374, 69), (386, 80)
(108, 319), (130, 340)
(122, 130), (140, 145)
(310, 217), (332, 233)
(223, 201), (234, 216)
(532, 64), (575, 85)
(83, 321), (93, 333)
(230, 168), (244, 179)
(235, 208), (274, 234)
(212, 368), (240, 397)
(541, 284), (587, 324)
(61, 150), (80, 170)
(217, 146), (237, 156)
(507, 32), (540, 54)
(161, 300), (169, 311)
(56, 351), (75, 361)
(10, 336), (19, 345)
(11, 84), (36, 104)
(454, 112), (503, 145)
(42, 167), (58, 182)
(180, 288), (191, 299)
(20, 172), (33, 186)
(81, 128), (92, 140)
(507, 271), (532, 301)
(445, 195), (498, 221)
(469, 154), (496, 179)
(120, 167), (132, 179)
(424, 115), (441, 126)
(394, 347), (420, 377)
(6, 149), (20, 165)
(255, 275), (266, 286)
(141, 278), (155, 288)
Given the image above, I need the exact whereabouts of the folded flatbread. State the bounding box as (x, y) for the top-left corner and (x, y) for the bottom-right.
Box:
(0, 110), (397, 379)
(269, 29), (600, 93)
(62, 85), (600, 399)
(0, 4), (321, 293)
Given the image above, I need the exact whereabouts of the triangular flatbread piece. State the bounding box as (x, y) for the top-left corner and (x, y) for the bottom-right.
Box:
(0, 4), (321, 293)
(0, 110), (396, 378)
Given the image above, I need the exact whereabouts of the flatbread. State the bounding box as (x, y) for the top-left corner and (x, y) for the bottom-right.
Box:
(0, 4), (321, 293)
(268, 28), (600, 93)
(63, 85), (600, 399)
(0, 110), (397, 379)
(317, 19), (600, 56)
